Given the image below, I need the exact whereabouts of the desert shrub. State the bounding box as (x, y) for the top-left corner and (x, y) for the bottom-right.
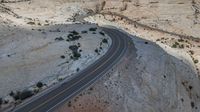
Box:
(81, 31), (87, 34)
(68, 102), (71, 107)
(194, 59), (199, 64)
(172, 42), (179, 48)
(179, 44), (184, 48)
(178, 39), (184, 42)
(9, 91), (15, 96)
(156, 39), (160, 41)
(99, 32), (105, 36)
(99, 47), (103, 50)
(4, 100), (8, 104)
(189, 85), (193, 90)
(36, 82), (43, 88)
(189, 50), (194, 55)
(95, 49), (98, 53)
(27, 21), (35, 25)
(172, 44), (177, 48)
(191, 102), (195, 108)
(89, 87), (93, 91)
(13, 90), (33, 101)
(69, 30), (79, 35)
(58, 77), (64, 81)
(67, 34), (81, 41)
(60, 55), (65, 59)
(13, 91), (21, 101)
(70, 46), (81, 60)
(66, 30), (81, 41)
(73, 52), (81, 59)
(0, 98), (2, 105)
(77, 43), (81, 47)
(55, 37), (64, 41)
(70, 52), (81, 60)
(95, 49), (99, 55)
(70, 56), (73, 59)
(76, 68), (80, 72)
(69, 45), (79, 52)
(175, 42), (179, 45)
(102, 38), (108, 43)
(44, 24), (49, 26)
(89, 27), (97, 31)
(19, 90), (34, 100)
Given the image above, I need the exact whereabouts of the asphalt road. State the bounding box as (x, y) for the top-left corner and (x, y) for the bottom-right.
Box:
(13, 28), (129, 112)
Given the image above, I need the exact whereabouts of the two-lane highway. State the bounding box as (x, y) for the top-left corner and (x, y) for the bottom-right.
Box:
(13, 28), (130, 112)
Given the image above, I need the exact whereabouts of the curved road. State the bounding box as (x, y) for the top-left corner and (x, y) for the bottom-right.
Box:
(13, 28), (130, 112)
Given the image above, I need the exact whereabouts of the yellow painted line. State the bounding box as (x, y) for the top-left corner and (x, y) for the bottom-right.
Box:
(29, 32), (122, 112)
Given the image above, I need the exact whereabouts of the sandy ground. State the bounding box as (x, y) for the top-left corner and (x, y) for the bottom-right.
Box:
(83, 0), (200, 75)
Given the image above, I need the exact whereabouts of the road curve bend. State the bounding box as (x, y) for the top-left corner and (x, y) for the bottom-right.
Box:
(13, 28), (130, 112)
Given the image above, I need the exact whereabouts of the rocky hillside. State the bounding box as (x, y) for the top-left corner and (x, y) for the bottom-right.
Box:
(0, 0), (200, 112)
(55, 0), (200, 112)
(56, 32), (200, 112)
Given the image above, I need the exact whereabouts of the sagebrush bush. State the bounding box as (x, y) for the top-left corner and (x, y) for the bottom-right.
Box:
(36, 82), (43, 88)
